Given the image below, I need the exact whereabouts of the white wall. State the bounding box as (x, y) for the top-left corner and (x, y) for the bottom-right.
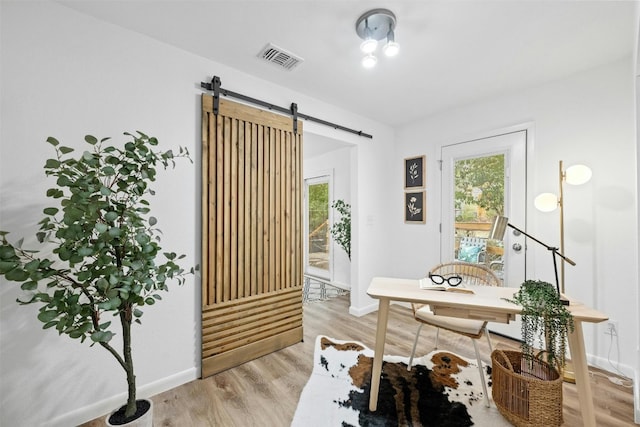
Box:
(304, 145), (353, 287)
(393, 58), (638, 382)
(0, 2), (393, 425)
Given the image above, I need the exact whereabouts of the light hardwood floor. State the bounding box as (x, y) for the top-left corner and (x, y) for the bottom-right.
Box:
(81, 294), (635, 426)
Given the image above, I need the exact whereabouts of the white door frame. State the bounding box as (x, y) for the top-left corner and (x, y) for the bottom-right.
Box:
(440, 125), (533, 339)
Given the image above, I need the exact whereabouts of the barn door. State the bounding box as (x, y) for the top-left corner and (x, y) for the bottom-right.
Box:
(201, 95), (303, 377)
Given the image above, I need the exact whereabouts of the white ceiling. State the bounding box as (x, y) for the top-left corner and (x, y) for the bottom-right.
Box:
(59, 0), (636, 129)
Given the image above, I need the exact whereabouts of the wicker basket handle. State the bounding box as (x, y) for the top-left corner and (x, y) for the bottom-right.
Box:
(493, 349), (514, 372)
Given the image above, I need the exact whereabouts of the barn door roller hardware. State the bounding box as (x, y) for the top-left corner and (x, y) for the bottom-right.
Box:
(200, 76), (372, 139)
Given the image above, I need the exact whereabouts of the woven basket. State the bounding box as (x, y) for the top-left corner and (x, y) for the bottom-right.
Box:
(491, 349), (563, 427)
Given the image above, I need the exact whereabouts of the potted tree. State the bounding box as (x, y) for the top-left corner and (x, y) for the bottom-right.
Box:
(330, 199), (351, 260)
(0, 132), (193, 426)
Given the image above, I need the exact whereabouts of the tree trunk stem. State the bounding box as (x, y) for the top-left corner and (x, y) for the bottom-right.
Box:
(121, 308), (137, 418)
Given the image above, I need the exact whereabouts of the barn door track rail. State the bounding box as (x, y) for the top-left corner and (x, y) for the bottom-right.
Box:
(200, 76), (373, 139)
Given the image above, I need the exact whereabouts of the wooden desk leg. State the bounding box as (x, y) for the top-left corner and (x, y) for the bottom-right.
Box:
(567, 320), (596, 427)
(368, 298), (390, 412)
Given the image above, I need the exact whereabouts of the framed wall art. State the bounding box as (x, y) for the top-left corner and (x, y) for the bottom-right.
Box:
(404, 155), (425, 189)
(405, 191), (425, 223)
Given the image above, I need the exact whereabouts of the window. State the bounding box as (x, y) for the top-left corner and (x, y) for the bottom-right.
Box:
(454, 154), (505, 269)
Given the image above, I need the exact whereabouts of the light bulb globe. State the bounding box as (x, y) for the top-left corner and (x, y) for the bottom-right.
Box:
(383, 41), (399, 57)
(534, 193), (559, 212)
(360, 39), (377, 54)
(565, 164), (592, 185)
(362, 54), (377, 68)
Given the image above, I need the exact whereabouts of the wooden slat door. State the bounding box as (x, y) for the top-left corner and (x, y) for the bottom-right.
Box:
(201, 95), (303, 377)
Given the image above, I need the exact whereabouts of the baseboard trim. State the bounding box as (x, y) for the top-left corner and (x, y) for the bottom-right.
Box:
(587, 354), (635, 379)
(348, 301), (412, 317)
(635, 365), (640, 424)
(349, 302), (378, 317)
(587, 354), (637, 422)
(46, 367), (198, 427)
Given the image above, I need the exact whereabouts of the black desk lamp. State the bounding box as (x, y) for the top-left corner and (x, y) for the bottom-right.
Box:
(488, 216), (575, 305)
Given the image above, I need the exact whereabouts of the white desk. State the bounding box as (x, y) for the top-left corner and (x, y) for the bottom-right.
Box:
(366, 277), (608, 427)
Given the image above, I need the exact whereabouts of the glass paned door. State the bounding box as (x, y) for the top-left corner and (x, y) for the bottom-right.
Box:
(441, 130), (527, 339)
(304, 176), (331, 278)
(454, 154), (505, 276)
(442, 130), (527, 287)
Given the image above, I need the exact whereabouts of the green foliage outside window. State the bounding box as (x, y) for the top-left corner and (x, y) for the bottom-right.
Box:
(308, 182), (329, 232)
(455, 154), (504, 221)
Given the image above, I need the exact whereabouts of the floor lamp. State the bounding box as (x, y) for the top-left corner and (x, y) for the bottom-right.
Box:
(534, 160), (591, 294)
(533, 160), (592, 383)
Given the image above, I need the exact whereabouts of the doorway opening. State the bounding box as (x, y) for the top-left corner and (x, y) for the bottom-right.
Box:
(441, 130), (527, 289)
(441, 129), (528, 340)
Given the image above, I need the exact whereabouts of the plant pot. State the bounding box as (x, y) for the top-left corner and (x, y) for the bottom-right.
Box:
(106, 399), (153, 427)
(491, 350), (563, 427)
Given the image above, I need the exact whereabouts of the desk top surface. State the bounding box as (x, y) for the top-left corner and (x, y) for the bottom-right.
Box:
(367, 276), (608, 323)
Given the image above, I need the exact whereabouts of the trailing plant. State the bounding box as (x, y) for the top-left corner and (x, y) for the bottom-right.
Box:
(0, 132), (193, 421)
(330, 200), (351, 260)
(506, 280), (574, 367)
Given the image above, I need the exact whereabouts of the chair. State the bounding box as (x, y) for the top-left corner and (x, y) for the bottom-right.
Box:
(407, 261), (502, 407)
(489, 257), (504, 279)
(456, 237), (487, 264)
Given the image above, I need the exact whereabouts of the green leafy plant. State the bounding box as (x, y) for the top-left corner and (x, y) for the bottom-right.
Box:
(330, 200), (351, 260)
(0, 132), (193, 421)
(454, 154), (504, 221)
(506, 280), (574, 367)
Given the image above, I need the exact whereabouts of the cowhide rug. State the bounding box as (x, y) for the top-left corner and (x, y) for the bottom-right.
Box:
(291, 336), (511, 426)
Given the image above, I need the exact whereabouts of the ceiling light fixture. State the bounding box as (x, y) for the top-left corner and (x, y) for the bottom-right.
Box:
(355, 8), (399, 68)
(362, 53), (377, 68)
(360, 19), (378, 54)
(383, 28), (399, 57)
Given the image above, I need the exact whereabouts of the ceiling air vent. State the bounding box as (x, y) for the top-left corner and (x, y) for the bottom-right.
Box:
(257, 43), (303, 71)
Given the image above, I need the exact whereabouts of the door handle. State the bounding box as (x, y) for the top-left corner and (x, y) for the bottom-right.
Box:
(512, 243), (522, 252)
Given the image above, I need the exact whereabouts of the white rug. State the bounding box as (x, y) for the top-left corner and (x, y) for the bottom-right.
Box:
(292, 336), (511, 426)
